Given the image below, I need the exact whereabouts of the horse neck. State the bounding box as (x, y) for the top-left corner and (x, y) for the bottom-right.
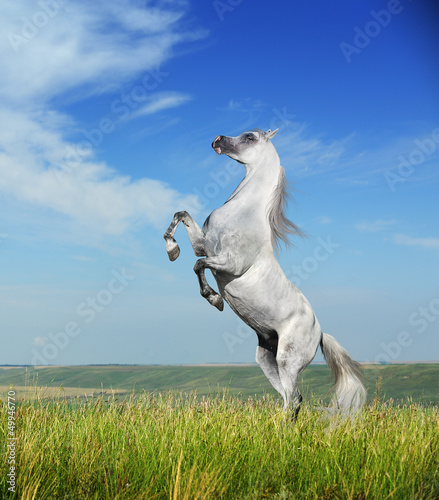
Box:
(227, 152), (282, 208)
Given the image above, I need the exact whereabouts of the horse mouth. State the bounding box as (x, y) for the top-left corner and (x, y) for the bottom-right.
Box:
(212, 136), (223, 154)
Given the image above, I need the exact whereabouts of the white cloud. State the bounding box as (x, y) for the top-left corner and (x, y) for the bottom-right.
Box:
(392, 234), (439, 249)
(0, 108), (198, 234)
(0, 1), (204, 240)
(130, 92), (192, 119)
(73, 255), (97, 263)
(274, 123), (351, 176)
(105, 1), (185, 34)
(225, 98), (265, 112)
(355, 219), (399, 233)
(272, 120), (439, 188)
(0, 1), (203, 103)
(316, 216), (333, 225)
(34, 336), (48, 347)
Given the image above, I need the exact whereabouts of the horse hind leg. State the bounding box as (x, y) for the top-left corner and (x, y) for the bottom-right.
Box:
(193, 257), (226, 311)
(276, 335), (318, 422)
(255, 337), (285, 397)
(278, 365), (303, 423)
(256, 336), (304, 423)
(279, 367), (303, 423)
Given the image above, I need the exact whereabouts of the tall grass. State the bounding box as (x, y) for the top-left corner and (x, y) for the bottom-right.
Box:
(1, 391), (438, 499)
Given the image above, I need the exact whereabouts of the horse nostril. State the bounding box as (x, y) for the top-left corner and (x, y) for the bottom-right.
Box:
(214, 136), (222, 143)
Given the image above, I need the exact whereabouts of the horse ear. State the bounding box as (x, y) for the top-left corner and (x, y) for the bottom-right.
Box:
(265, 129), (279, 140)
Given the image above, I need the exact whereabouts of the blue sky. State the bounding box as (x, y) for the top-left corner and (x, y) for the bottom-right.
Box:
(1, 0), (438, 366)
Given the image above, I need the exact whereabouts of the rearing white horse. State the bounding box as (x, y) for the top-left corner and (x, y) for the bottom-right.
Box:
(164, 128), (366, 420)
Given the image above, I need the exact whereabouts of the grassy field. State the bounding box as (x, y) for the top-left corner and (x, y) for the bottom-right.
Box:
(1, 364), (438, 498)
(1, 392), (438, 499)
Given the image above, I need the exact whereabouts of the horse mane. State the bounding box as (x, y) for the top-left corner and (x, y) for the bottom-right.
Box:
(267, 167), (305, 253)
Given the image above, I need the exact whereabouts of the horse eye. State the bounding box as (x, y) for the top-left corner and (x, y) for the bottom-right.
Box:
(246, 134), (255, 141)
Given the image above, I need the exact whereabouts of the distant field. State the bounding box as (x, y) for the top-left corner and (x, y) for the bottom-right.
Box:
(1, 363), (438, 404)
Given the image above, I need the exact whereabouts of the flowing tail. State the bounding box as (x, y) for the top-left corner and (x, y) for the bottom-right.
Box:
(320, 332), (367, 415)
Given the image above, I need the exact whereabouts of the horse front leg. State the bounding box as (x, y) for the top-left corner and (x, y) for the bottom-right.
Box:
(193, 256), (229, 311)
(163, 211), (205, 261)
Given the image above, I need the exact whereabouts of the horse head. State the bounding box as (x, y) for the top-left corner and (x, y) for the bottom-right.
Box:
(211, 128), (279, 165)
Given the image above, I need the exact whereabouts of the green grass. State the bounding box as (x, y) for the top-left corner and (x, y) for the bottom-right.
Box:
(1, 363), (438, 404)
(1, 391), (438, 499)
(1, 365), (437, 497)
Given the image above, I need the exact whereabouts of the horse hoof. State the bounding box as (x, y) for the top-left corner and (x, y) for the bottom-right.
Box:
(165, 239), (180, 261)
(208, 294), (224, 311)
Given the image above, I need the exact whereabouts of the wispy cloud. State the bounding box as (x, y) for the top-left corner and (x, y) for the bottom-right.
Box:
(274, 123), (351, 177)
(225, 98), (266, 112)
(355, 219), (399, 233)
(34, 336), (48, 347)
(274, 119), (439, 189)
(73, 255), (98, 263)
(0, 109), (198, 235)
(0, 1), (205, 242)
(131, 92), (192, 119)
(392, 234), (439, 249)
(316, 216), (333, 225)
(0, 1), (204, 103)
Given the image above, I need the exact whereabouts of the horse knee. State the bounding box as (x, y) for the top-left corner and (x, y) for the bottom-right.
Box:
(175, 210), (186, 218)
(193, 259), (204, 274)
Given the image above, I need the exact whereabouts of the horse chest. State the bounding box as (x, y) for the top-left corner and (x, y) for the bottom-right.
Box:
(203, 203), (266, 256)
